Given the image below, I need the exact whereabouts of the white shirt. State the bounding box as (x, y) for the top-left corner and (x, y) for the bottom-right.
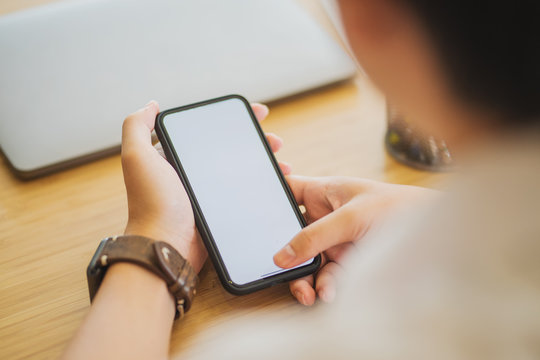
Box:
(184, 137), (540, 360)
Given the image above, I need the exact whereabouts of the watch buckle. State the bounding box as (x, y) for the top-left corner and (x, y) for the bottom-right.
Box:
(177, 299), (185, 319)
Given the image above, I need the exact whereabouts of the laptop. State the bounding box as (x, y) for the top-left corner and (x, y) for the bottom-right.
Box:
(0, 0), (356, 179)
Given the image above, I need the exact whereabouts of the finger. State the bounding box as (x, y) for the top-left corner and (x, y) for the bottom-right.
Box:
(266, 133), (283, 152)
(289, 275), (316, 306)
(274, 203), (362, 268)
(122, 101), (160, 154)
(315, 261), (343, 303)
(279, 161), (292, 175)
(251, 103), (269, 122)
(290, 252), (327, 306)
(284, 175), (319, 205)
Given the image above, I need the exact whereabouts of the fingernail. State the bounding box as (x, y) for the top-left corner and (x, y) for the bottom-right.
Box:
(274, 244), (296, 267)
(294, 291), (306, 305)
(145, 100), (156, 108)
(319, 287), (336, 303)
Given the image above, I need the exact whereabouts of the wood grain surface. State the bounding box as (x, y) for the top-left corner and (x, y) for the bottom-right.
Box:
(0, 1), (447, 358)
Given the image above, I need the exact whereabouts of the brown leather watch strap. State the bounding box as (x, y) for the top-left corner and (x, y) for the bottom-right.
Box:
(86, 235), (198, 319)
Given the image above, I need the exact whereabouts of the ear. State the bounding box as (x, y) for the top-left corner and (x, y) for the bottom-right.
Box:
(337, 0), (455, 140)
(338, 0), (410, 47)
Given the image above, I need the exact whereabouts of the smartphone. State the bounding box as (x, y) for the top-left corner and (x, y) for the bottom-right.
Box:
(155, 95), (320, 295)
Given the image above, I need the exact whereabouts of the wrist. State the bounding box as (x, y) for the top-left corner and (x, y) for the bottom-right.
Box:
(95, 262), (176, 351)
(87, 235), (199, 323)
(124, 221), (205, 272)
(65, 263), (174, 360)
(102, 262), (176, 316)
(124, 219), (189, 247)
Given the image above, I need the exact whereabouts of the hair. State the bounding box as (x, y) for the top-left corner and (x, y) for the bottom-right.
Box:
(397, 0), (539, 125)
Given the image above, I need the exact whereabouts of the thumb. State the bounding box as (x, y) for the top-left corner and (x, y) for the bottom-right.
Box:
(286, 175), (321, 205)
(274, 204), (361, 268)
(121, 101), (159, 155)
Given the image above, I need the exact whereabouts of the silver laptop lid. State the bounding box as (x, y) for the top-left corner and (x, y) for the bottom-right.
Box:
(0, 0), (355, 178)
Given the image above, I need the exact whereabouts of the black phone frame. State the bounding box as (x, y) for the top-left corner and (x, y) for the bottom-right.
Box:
(155, 94), (321, 295)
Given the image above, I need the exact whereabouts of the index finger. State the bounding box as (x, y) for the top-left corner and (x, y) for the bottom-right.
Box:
(274, 203), (363, 268)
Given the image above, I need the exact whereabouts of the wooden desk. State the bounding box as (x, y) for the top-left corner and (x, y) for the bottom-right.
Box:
(0, 2), (447, 359)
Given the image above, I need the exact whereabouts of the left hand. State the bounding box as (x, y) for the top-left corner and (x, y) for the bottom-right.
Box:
(121, 101), (289, 272)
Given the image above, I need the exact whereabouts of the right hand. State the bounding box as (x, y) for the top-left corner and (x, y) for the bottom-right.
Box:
(274, 176), (438, 306)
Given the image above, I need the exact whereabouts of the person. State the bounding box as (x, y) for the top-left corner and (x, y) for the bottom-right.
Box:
(62, 0), (540, 359)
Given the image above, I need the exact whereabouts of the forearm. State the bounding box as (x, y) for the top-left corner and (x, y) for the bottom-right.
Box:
(61, 263), (175, 360)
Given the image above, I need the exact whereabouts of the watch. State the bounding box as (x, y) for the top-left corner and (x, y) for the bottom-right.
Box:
(86, 235), (198, 319)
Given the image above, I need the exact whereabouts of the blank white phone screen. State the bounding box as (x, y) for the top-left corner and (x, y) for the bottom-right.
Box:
(163, 98), (311, 285)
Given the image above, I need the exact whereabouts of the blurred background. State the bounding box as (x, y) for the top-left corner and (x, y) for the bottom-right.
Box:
(0, 0), (358, 178)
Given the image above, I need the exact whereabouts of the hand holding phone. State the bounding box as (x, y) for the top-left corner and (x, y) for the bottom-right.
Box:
(155, 95), (320, 294)
(121, 100), (287, 275)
